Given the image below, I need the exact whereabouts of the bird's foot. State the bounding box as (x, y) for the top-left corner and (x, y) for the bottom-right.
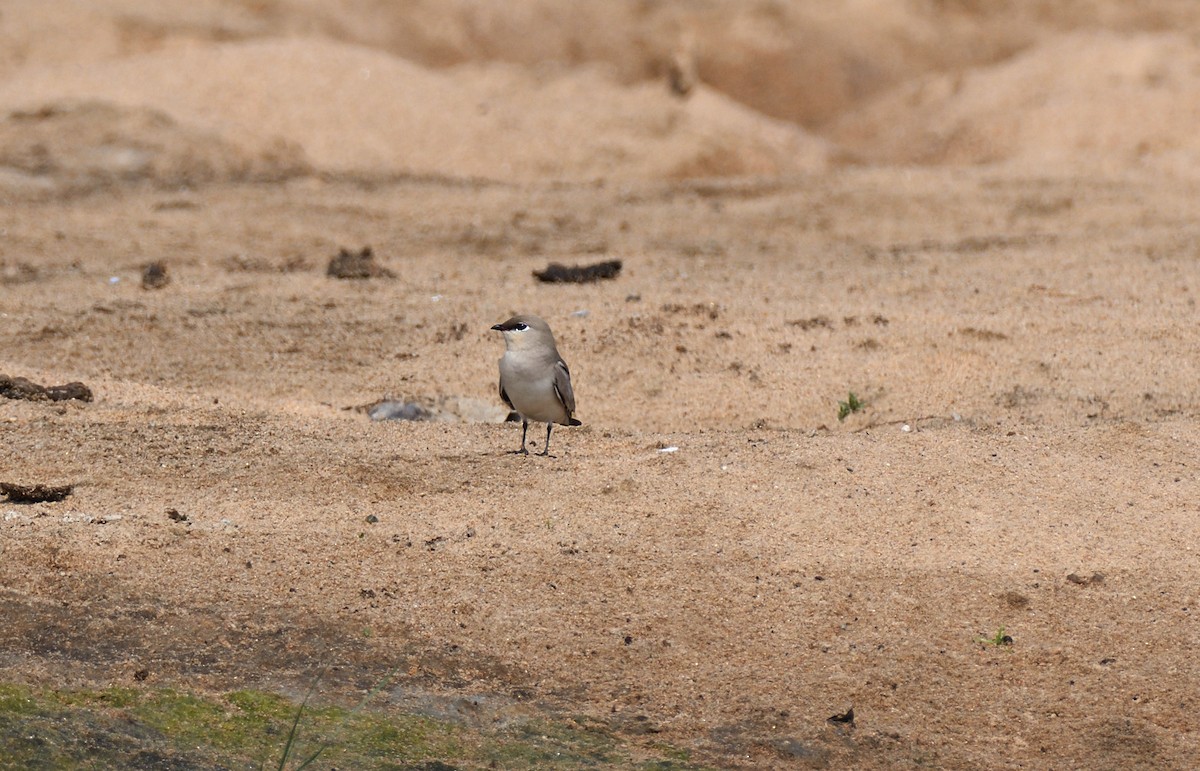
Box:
(509, 447), (530, 456)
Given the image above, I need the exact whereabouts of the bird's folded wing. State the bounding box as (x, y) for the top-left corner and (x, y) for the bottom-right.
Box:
(552, 359), (576, 415)
(498, 379), (514, 410)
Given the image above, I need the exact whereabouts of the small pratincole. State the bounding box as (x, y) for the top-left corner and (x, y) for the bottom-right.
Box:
(491, 315), (582, 456)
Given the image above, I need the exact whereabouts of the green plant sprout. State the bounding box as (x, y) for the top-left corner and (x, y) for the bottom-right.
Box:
(838, 392), (865, 421)
(976, 627), (1014, 647)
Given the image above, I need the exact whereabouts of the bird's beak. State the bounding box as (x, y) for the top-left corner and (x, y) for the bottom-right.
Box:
(490, 323), (504, 331)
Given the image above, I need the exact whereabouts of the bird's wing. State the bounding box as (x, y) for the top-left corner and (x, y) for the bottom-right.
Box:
(498, 377), (514, 410)
(552, 359), (576, 416)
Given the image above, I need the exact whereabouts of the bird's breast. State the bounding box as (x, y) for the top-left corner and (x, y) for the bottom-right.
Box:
(499, 354), (569, 424)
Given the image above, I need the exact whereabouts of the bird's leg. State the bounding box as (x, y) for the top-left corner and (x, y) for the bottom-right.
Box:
(537, 423), (554, 457)
(510, 418), (530, 455)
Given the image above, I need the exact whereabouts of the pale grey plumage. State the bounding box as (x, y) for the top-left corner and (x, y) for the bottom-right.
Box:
(491, 314), (581, 456)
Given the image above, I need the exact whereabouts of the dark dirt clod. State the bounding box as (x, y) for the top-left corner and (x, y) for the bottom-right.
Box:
(141, 261), (170, 289)
(0, 482), (74, 503)
(45, 382), (93, 401)
(327, 246), (395, 279)
(0, 375), (46, 400)
(827, 707), (855, 726)
(787, 316), (832, 330)
(166, 509), (188, 523)
(533, 259), (622, 283)
(960, 326), (1008, 341)
(0, 374), (93, 402)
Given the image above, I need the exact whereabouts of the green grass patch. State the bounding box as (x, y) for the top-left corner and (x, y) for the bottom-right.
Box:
(0, 684), (39, 717)
(0, 681), (707, 770)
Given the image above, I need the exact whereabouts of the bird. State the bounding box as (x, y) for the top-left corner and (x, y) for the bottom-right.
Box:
(491, 314), (582, 456)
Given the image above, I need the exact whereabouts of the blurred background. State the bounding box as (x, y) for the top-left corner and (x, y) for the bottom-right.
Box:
(3, 0), (1200, 192)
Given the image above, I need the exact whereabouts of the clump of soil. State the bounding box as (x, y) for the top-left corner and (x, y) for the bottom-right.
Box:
(533, 259), (622, 283)
(141, 261), (170, 289)
(0, 375), (92, 402)
(0, 482), (73, 503)
(327, 247), (394, 279)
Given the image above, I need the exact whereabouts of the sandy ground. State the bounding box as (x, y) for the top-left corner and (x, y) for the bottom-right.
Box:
(3, 2), (1200, 768)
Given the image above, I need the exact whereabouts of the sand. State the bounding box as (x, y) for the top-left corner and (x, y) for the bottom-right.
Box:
(2, 1), (1199, 768)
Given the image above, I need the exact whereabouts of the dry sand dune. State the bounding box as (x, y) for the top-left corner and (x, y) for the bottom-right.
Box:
(0, 38), (829, 185)
(2, 1), (1200, 769)
(7, 0), (1200, 170)
(832, 31), (1200, 171)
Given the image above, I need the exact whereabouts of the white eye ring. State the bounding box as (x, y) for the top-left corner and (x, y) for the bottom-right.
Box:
(515, 322), (528, 331)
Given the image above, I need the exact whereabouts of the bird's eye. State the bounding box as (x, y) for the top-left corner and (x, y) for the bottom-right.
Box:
(515, 322), (528, 331)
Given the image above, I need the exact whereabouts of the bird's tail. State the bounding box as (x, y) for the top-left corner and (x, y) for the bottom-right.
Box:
(569, 418), (583, 426)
